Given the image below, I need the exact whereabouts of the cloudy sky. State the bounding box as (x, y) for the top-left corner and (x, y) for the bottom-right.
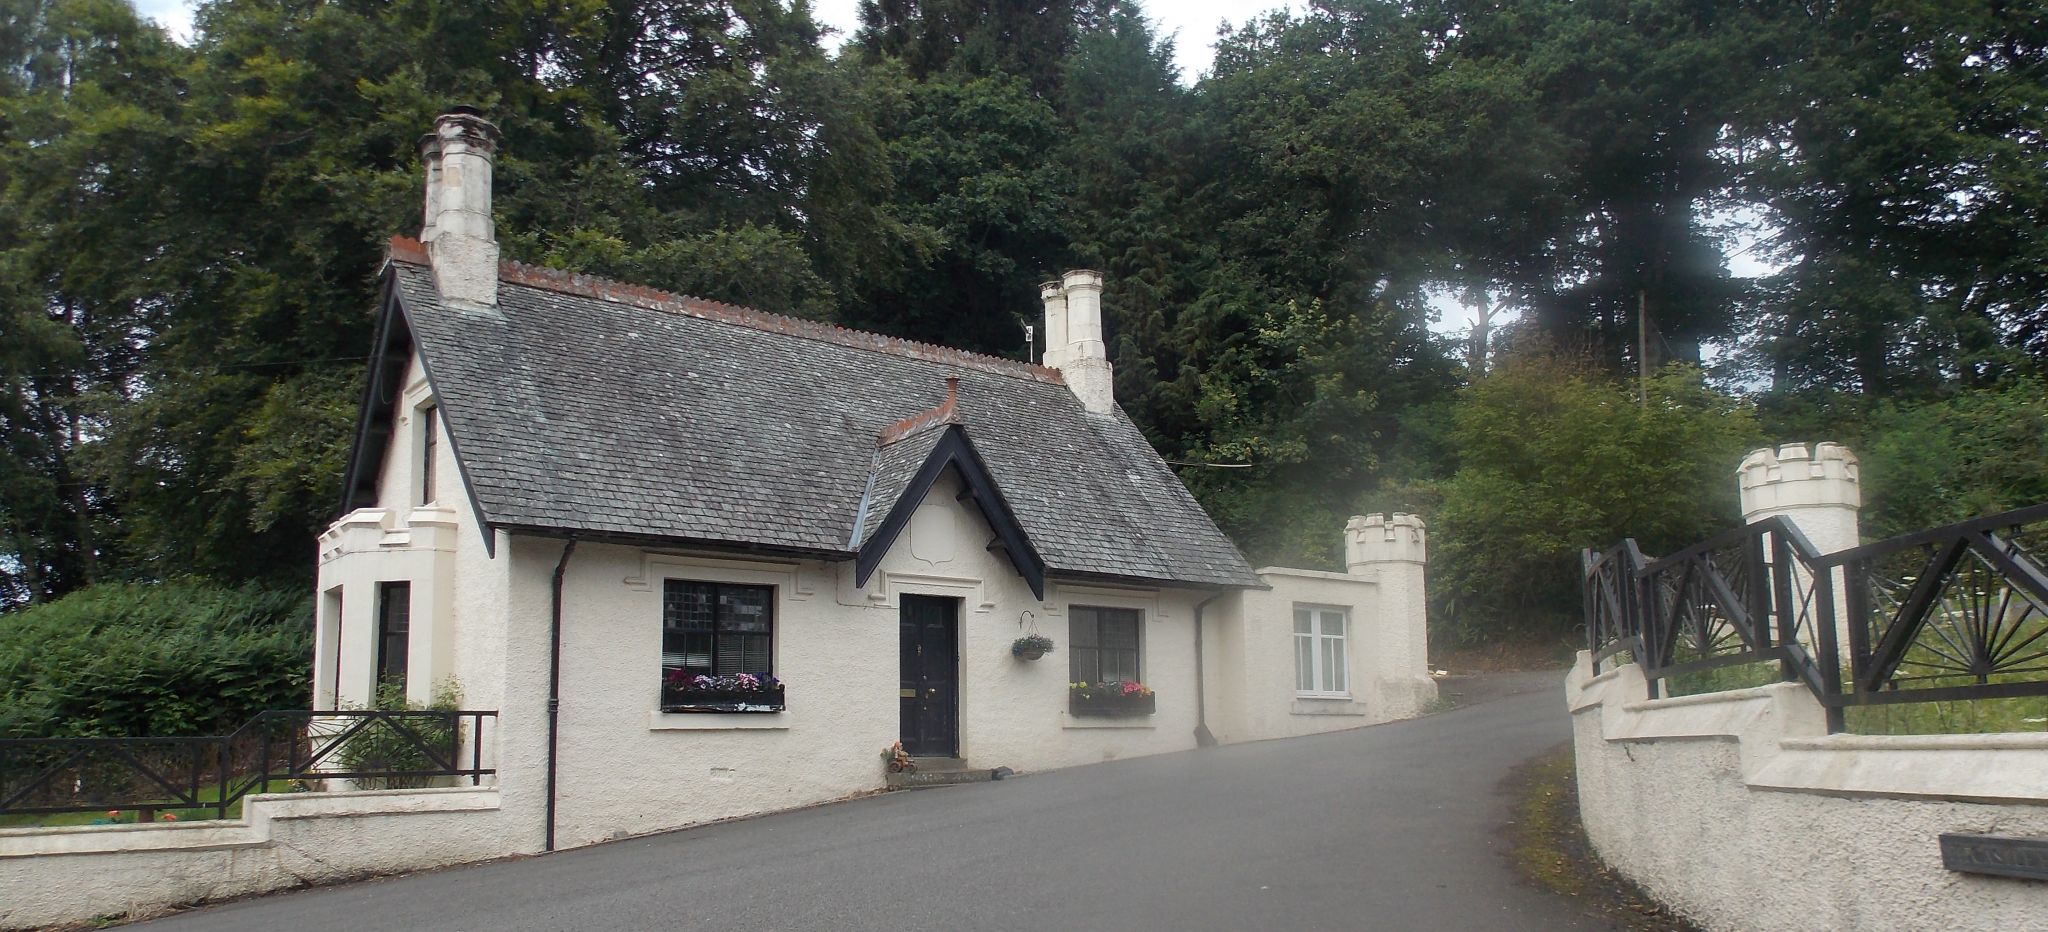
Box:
(132, 2), (1296, 81)
(806, 1), (1296, 80)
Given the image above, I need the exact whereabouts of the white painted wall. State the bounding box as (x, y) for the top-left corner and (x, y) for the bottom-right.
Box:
(542, 538), (893, 846)
(1342, 514), (1431, 705)
(1568, 655), (2048, 931)
(0, 788), (505, 931)
(318, 457), (1441, 851)
(314, 353), (468, 708)
(536, 471), (1215, 846)
(14, 440), (1443, 928)
(1206, 566), (1436, 744)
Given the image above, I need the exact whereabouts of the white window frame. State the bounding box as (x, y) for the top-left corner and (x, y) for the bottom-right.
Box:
(1294, 605), (1351, 698)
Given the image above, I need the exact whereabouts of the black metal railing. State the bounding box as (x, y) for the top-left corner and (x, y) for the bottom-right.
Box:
(1585, 516), (1831, 700)
(1818, 504), (2048, 712)
(0, 709), (496, 822)
(1585, 503), (2048, 732)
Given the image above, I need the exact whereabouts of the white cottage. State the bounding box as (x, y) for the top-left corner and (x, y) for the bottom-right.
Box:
(315, 110), (1438, 853)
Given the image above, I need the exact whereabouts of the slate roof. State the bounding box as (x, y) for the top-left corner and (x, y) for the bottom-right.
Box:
(372, 240), (1260, 590)
(855, 427), (947, 548)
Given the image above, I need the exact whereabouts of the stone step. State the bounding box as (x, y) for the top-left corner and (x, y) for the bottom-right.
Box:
(886, 762), (1014, 789)
(909, 756), (973, 772)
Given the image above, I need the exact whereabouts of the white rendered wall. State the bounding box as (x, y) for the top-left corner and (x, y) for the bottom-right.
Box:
(538, 537), (892, 846)
(1568, 656), (2048, 931)
(534, 471), (1212, 847)
(306, 438), (1443, 867)
(1342, 513), (1431, 706)
(1204, 566), (1437, 744)
(520, 489), (1445, 846)
(312, 353), (513, 850)
(835, 470), (1206, 771)
(0, 788), (506, 931)
(314, 353), (468, 708)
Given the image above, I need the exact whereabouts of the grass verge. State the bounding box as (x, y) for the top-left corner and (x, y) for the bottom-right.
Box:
(1503, 745), (1698, 931)
(0, 779), (303, 829)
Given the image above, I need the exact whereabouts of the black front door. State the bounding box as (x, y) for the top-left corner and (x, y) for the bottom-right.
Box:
(899, 595), (959, 757)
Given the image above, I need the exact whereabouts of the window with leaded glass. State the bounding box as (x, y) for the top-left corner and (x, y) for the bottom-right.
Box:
(1068, 606), (1141, 684)
(661, 581), (774, 680)
(1294, 606), (1349, 696)
(376, 581), (411, 690)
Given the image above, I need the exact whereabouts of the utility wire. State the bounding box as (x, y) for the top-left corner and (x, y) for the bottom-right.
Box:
(5, 355), (372, 379)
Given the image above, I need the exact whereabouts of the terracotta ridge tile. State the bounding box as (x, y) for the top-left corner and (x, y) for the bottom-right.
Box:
(877, 377), (962, 447)
(385, 236), (1062, 384)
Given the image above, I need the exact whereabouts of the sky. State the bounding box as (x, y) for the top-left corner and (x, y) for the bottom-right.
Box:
(806, 1), (1296, 81)
(134, 1), (1295, 82)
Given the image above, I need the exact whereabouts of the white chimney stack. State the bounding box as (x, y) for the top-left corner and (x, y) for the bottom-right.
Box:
(420, 108), (499, 307)
(1049, 270), (1115, 414)
(1063, 270), (1106, 361)
(1039, 280), (1070, 369)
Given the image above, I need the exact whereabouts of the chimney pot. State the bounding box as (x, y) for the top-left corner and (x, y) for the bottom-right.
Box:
(418, 134), (445, 243)
(1039, 280), (1069, 369)
(1049, 269), (1114, 414)
(1061, 270), (1106, 360)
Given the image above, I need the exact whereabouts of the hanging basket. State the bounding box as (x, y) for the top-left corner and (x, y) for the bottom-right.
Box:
(1011, 634), (1055, 661)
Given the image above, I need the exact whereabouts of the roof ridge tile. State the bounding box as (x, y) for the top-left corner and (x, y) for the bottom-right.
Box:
(386, 236), (1062, 385)
(877, 376), (962, 447)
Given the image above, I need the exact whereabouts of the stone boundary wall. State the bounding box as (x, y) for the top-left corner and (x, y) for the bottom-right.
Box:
(1567, 655), (2048, 931)
(0, 787), (507, 930)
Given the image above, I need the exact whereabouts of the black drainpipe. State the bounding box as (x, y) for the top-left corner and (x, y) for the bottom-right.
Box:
(545, 537), (577, 852)
(1193, 590), (1228, 748)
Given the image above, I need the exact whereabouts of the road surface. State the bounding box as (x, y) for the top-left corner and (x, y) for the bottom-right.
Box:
(138, 670), (1612, 931)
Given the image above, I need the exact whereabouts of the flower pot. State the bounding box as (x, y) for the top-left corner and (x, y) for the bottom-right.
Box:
(1014, 646), (1046, 661)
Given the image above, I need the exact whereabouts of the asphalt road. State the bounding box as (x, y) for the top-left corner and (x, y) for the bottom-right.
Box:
(137, 670), (1613, 932)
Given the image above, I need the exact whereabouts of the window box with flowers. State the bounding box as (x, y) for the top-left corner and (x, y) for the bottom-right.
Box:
(1069, 680), (1155, 717)
(660, 672), (785, 713)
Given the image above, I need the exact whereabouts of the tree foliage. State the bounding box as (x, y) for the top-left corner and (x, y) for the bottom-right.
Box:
(0, 0), (2040, 661)
(1430, 354), (1759, 643)
(1856, 380), (2048, 538)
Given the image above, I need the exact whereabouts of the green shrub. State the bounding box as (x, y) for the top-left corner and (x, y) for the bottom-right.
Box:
(0, 580), (311, 739)
(1430, 354), (1760, 645)
(1858, 378), (2048, 539)
(333, 680), (462, 789)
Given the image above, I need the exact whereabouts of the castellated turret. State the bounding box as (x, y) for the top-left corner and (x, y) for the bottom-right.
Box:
(1344, 513), (1427, 572)
(1738, 442), (1861, 661)
(1739, 442), (1860, 518)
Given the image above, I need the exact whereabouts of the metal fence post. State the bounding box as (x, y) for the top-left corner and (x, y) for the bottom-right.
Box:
(1770, 529), (1799, 683)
